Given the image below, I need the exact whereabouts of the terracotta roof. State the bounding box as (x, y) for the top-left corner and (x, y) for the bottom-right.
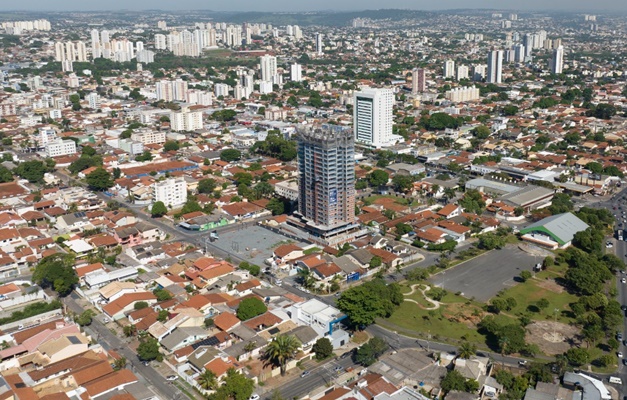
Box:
(75, 263), (105, 278)
(274, 243), (303, 258)
(12, 319), (65, 345)
(102, 292), (156, 317)
(213, 312), (241, 331)
(437, 204), (460, 217)
(243, 312), (282, 331)
(83, 369), (138, 398)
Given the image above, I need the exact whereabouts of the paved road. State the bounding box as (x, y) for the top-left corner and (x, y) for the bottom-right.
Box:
(63, 294), (184, 400)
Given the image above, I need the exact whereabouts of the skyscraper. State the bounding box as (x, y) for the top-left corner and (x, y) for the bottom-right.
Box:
(353, 88), (394, 148)
(412, 68), (426, 94)
(316, 33), (323, 55)
(487, 50), (503, 84)
(260, 55), (277, 82)
(291, 63), (303, 82)
(443, 60), (455, 78)
(551, 45), (564, 74)
(297, 125), (356, 240)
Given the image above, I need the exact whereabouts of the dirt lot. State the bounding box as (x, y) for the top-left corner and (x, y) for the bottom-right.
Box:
(525, 320), (580, 355)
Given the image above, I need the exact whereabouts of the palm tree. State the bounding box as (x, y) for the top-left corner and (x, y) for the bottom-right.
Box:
(123, 324), (137, 337)
(443, 188), (457, 204)
(197, 369), (218, 391)
(263, 334), (302, 376)
(244, 340), (257, 354)
(112, 357), (127, 370)
(457, 342), (477, 359)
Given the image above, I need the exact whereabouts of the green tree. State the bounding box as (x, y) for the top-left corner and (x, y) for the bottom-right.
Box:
(336, 279), (403, 328)
(220, 149), (242, 162)
(112, 357), (127, 371)
(312, 337), (333, 360)
(355, 337), (388, 366)
(266, 198), (285, 215)
(395, 223), (412, 236)
(0, 165), (12, 183)
(15, 160), (47, 183)
(369, 255), (383, 269)
(76, 310), (94, 326)
(197, 369), (218, 391)
(153, 288), (172, 302)
(441, 370), (468, 393)
(536, 298), (549, 310)
(33, 253), (78, 296)
(208, 368), (254, 400)
(565, 348), (590, 366)
(239, 261), (261, 276)
(134, 301), (149, 310)
(471, 125), (491, 139)
(163, 141), (180, 151)
(458, 342), (477, 359)
(459, 189), (486, 214)
(137, 337), (162, 361)
(548, 193), (573, 214)
(392, 175), (413, 192)
(236, 297), (267, 320)
(123, 324), (137, 337)
(157, 309), (169, 322)
(368, 170), (390, 187)
(477, 232), (506, 250)
(519, 270), (532, 282)
(86, 167), (114, 191)
(82, 145), (96, 156)
(211, 109), (237, 122)
(150, 200), (167, 217)
(198, 178), (217, 194)
(263, 334), (301, 376)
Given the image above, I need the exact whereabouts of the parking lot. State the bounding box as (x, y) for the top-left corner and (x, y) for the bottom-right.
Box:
(210, 224), (309, 266)
(429, 245), (538, 302)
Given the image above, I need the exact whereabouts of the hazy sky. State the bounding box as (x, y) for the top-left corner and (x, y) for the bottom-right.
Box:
(8, 0), (625, 12)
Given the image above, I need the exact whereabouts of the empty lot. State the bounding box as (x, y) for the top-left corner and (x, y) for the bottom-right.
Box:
(429, 245), (537, 302)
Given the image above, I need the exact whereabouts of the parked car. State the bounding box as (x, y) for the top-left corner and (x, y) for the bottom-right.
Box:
(249, 394), (260, 400)
(301, 370), (311, 378)
(334, 366), (344, 373)
(518, 360), (528, 366)
(166, 375), (177, 381)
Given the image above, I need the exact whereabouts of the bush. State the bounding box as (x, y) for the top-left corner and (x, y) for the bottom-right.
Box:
(426, 287), (447, 301)
(312, 338), (333, 360)
(236, 297), (267, 320)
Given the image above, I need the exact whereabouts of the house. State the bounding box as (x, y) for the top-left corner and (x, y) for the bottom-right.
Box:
(102, 292), (157, 320)
(55, 212), (93, 231)
(437, 204), (461, 220)
(273, 244), (304, 264)
(288, 299), (349, 347)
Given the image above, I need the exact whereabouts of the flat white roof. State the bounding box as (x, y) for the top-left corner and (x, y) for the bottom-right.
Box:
(65, 239), (94, 253)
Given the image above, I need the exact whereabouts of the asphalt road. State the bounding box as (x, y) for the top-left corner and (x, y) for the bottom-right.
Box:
(429, 245), (537, 302)
(63, 294), (184, 400)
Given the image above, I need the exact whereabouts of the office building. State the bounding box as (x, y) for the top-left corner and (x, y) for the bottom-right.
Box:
(45, 138), (77, 158)
(551, 45), (564, 74)
(152, 177), (187, 208)
(443, 60), (455, 78)
(353, 88), (394, 148)
(412, 68), (426, 94)
(487, 50), (503, 84)
(291, 63), (303, 82)
(260, 55), (277, 82)
(316, 33), (323, 55)
(296, 125), (356, 240)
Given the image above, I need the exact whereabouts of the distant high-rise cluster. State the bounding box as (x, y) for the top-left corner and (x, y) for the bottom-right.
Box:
(54, 41), (88, 65)
(154, 26), (217, 57)
(90, 29), (152, 63)
(285, 25), (303, 40)
(352, 18), (367, 28)
(156, 79), (188, 102)
(0, 19), (50, 35)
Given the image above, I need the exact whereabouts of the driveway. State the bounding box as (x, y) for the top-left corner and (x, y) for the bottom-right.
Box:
(429, 245), (538, 302)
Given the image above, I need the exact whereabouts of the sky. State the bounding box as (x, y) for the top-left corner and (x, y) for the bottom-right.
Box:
(7, 0), (625, 12)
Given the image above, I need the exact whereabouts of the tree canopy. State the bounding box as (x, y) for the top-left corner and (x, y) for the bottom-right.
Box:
(208, 368), (255, 400)
(220, 149), (242, 162)
(86, 167), (114, 191)
(33, 253), (78, 297)
(151, 201), (168, 217)
(236, 297), (267, 320)
(336, 279), (403, 328)
(355, 337), (388, 366)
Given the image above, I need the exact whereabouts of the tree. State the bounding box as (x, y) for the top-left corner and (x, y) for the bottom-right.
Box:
(236, 297), (267, 320)
(134, 301), (149, 310)
(266, 198), (285, 215)
(208, 368), (254, 400)
(153, 288), (172, 301)
(112, 357), (127, 371)
(459, 189), (486, 214)
(198, 178), (217, 194)
(15, 160), (48, 183)
(179, 200), (203, 215)
(536, 298), (549, 310)
(337, 279), (403, 328)
(520, 271), (532, 282)
(76, 310), (93, 326)
(86, 167), (114, 191)
(211, 109), (237, 122)
(137, 337), (162, 361)
(198, 369), (218, 391)
(151, 201), (167, 217)
(458, 342), (477, 359)
(548, 193), (573, 214)
(565, 348), (589, 366)
(312, 337), (333, 360)
(477, 232), (506, 250)
(82, 145), (96, 156)
(163, 140), (180, 151)
(220, 149), (242, 162)
(263, 334), (301, 376)
(368, 170), (390, 187)
(239, 261), (261, 276)
(395, 223), (412, 236)
(33, 253), (78, 296)
(123, 324), (137, 337)
(0, 165), (13, 183)
(392, 175), (413, 192)
(355, 337), (388, 366)
(369, 255), (383, 269)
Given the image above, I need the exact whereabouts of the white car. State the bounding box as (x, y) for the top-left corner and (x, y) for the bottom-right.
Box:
(622, 278), (626, 284)
(618, 352), (623, 358)
(249, 395), (260, 400)
(166, 375), (177, 381)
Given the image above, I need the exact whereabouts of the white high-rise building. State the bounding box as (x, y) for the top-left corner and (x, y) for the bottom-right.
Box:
(38, 127), (57, 146)
(76, 41), (88, 62)
(170, 108), (203, 132)
(353, 88), (394, 148)
(551, 46), (564, 74)
(65, 41), (76, 62)
(173, 79), (188, 101)
(445, 86), (481, 102)
(260, 55), (277, 82)
(156, 80), (174, 102)
(155, 34), (167, 50)
(316, 33), (324, 55)
(101, 30), (110, 44)
(152, 177), (187, 208)
(513, 44), (526, 62)
(487, 50), (503, 84)
(90, 29), (100, 46)
(456, 65), (469, 81)
(473, 65), (487, 81)
(291, 63), (303, 82)
(214, 83), (230, 98)
(54, 42), (65, 62)
(87, 93), (100, 109)
(443, 60), (455, 78)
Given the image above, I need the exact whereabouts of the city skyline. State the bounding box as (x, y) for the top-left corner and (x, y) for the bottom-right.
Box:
(4, 0), (627, 12)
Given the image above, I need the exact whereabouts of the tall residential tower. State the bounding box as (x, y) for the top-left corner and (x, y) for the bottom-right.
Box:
(353, 87), (394, 148)
(487, 50), (504, 83)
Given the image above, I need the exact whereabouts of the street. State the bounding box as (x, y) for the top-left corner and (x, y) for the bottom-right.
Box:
(63, 293), (184, 400)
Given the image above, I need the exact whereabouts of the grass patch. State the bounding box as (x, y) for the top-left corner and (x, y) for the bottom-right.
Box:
(304, 247), (322, 255)
(351, 331), (369, 344)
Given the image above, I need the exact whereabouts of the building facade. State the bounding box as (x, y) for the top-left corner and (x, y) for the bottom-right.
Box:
(487, 50), (504, 83)
(353, 87), (394, 148)
(152, 177), (188, 208)
(45, 138), (77, 158)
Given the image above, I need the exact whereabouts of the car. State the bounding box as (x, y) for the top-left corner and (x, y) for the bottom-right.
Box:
(143, 361), (150, 367)
(622, 305), (627, 311)
(618, 352), (623, 358)
(166, 375), (177, 381)
(103, 317), (110, 323)
(607, 243), (614, 248)
(622, 278), (626, 284)
(301, 370), (311, 378)
(518, 360), (528, 366)
(617, 333), (623, 341)
(334, 365), (344, 373)
(334, 292), (341, 297)
(340, 351), (352, 359)
(249, 394), (260, 400)
(623, 359), (627, 366)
